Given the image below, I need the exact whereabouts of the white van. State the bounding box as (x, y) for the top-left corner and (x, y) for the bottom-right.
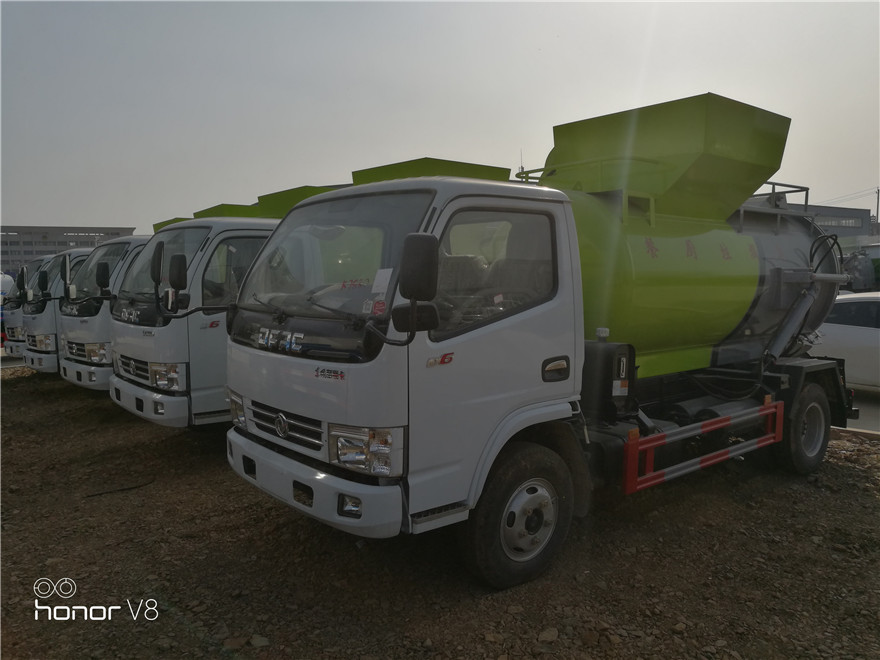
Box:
(108, 218), (278, 427)
(59, 235), (151, 389)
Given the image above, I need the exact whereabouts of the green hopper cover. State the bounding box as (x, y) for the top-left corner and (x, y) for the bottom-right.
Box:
(256, 185), (338, 218)
(540, 93), (791, 220)
(193, 203), (268, 219)
(352, 157), (510, 185)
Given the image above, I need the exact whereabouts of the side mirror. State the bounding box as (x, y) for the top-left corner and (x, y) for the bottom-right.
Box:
(168, 254), (189, 310)
(398, 234), (439, 302)
(16, 267), (27, 291)
(96, 261), (111, 290)
(61, 254), (71, 284)
(37, 270), (49, 294)
(150, 241), (165, 286)
(392, 303), (439, 333)
(169, 254), (187, 291)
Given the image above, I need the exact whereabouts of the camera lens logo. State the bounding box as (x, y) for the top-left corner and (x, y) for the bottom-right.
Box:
(34, 578), (76, 599)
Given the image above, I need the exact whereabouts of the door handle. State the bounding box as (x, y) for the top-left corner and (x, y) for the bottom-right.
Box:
(542, 356), (570, 382)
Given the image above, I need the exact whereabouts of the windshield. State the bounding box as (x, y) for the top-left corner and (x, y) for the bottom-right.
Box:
(240, 191), (433, 321)
(70, 242), (130, 298)
(118, 226), (210, 299)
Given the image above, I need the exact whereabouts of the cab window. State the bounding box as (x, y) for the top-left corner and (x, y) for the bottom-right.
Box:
(825, 299), (880, 329)
(431, 209), (555, 338)
(202, 236), (267, 309)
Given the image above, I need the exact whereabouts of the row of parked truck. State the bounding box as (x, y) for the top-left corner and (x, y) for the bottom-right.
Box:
(3, 218), (281, 428)
(2, 93), (861, 588)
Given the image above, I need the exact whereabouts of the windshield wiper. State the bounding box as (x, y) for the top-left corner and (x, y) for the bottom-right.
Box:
(305, 295), (366, 330)
(250, 293), (290, 323)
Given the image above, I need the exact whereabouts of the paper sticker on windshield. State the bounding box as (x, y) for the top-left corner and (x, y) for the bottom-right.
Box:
(372, 268), (393, 294)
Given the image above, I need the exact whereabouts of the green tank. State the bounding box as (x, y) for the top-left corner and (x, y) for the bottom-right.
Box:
(537, 94), (840, 378)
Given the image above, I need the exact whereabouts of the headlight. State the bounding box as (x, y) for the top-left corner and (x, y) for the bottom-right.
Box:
(34, 334), (56, 351)
(149, 362), (184, 391)
(228, 389), (246, 429)
(329, 425), (404, 477)
(85, 342), (109, 364)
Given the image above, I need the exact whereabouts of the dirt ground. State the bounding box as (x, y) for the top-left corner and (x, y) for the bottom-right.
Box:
(2, 365), (879, 660)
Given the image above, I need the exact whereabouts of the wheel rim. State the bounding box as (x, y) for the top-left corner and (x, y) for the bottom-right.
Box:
(499, 478), (558, 562)
(799, 402), (826, 458)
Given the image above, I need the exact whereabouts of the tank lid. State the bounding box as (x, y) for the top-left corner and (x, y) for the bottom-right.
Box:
(539, 93), (791, 220)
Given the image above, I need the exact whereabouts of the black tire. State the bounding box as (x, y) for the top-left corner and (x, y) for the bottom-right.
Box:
(775, 382), (831, 474)
(459, 442), (573, 589)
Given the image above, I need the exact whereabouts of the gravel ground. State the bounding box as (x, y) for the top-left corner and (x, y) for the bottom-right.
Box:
(2, 365), (879, 659)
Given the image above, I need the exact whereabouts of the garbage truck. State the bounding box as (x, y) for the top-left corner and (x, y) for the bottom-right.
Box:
(108, 218), (279, 427)
(59, 235), (150, 389)
(216, 93), (854, 588)
(22, 248), (93, 372)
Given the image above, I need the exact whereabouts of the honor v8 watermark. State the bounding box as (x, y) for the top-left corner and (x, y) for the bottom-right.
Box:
(33, 578), (158, 622)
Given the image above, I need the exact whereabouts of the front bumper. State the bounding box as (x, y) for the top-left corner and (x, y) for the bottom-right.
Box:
(5, 339), (25, 358)
(61, 359), (114, 391)
(24, 349), (58, 373)
(227, 427), (403, 538)
(109, 374), (190, 427)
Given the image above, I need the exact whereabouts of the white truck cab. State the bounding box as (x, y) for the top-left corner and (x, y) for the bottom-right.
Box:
(108, 218), (278, 427)
(59, 235), (150, 389)
(22, 249), (93, 372)
(224, 179), (580, 537)
(4, 257), (53, 359)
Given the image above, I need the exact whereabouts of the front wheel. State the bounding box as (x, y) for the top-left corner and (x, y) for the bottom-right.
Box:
(459, 442), (573, 589)
(775, 382), (831, 474)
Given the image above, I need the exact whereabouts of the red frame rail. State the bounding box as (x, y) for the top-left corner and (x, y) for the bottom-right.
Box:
(623, 400), (785, 495)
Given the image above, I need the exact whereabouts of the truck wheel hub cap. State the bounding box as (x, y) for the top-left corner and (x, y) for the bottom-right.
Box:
(500, 478), (557, 562)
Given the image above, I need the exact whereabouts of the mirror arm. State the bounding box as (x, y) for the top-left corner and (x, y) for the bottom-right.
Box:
(365, 300), (418, 347)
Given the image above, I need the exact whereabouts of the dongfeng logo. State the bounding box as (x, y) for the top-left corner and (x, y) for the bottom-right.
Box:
(274, 413), (290, 438)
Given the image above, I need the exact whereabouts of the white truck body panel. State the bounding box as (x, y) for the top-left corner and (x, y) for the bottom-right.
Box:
(5, 306), (25, 357)
(5, 256), (53, 359)
(225, 180), (585, 536)
(23, 250), (92, 372)
(109, 219), (277, 427)
(59, 237), (149, 390)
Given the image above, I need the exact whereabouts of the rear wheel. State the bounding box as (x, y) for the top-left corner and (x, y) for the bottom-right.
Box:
(775, 382), (831, 474)
(460, 442), (573, 589)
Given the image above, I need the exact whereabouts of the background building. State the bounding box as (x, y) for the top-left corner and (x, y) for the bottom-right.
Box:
(0, 225), (135, 273)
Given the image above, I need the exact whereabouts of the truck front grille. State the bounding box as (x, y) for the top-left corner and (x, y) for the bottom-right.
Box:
(67, 341), (87, 359)
(118, 354), (149, 381)
(249, 400), (323, 452)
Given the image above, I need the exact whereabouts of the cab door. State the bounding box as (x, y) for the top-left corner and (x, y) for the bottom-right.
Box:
(404, 196), (582, 521)
(188, 231), (270, 421)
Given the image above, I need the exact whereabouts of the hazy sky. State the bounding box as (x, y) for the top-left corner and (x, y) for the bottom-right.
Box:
(2, 2), (878, 235)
